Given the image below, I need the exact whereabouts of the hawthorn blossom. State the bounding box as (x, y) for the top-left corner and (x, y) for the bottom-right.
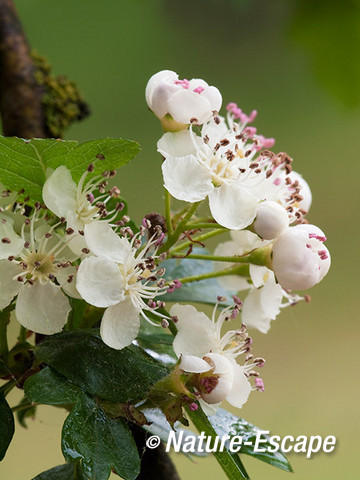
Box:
(159, 104), (308, 229)
(0, 211), (80, 334)
(171, 303), (265, 410)
(272, 224), (330, 290)
(42, 165), (123, 254)
(214, 231), (301, 333)
(76, 221), (169, 350)
(146, 70), (222, 128)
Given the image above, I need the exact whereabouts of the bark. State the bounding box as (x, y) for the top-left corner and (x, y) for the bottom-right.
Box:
(0, 0), (45, 138)
(131, 425), (181, 480)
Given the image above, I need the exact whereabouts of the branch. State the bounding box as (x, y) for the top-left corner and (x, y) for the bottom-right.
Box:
(130, 425), (180, 480)
(0, 0), (46, 138)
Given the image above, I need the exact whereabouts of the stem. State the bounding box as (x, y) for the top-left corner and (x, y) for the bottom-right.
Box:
(11, 401), (33, 413)
(0, 308), (9, 358)
(185, 222), (227, 230)
(0, 378), (16, 396)
(176, 264), (249, 284)
(158, 202), (200, 253)
(18, 325), (27, 343)
(169, 228), (227, 254)
(164, 190), (173, 236)
(171, 245), (273, 269)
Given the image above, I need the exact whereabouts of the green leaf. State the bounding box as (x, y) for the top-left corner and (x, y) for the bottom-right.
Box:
(136, 322), (177, 366)
(62, 394), (140, 480)
(16, 397), (37, 428)
(35, 330), (169, 403)
(0, 393), (14, 461)
(47, 138), (140, 182)
(187, 405), (249, 480)
(210, 408), (293, 473)
(0, 136), (140, 201)
(162, 249), (233, 306)
(143, 408), (208, 457)
(24, 367), (82, 405)
(32, 462), (88, 480)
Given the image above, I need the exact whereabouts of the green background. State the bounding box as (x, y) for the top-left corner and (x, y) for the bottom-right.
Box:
(1, 0), (359, 479)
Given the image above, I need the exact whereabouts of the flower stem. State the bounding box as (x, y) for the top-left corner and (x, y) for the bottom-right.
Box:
(18, 326), (27, 344)
(159, 202), (201, 253)
(185, 222), (227, 230)
(176, 264), (249, 285)
(0, 309), (9, 358)
(169, 228), (227, 254)
(11, 401), (33, 413)
(171, 245), (273, 269)
(0, 378), (16, 396)
(164, 189), (173, 236)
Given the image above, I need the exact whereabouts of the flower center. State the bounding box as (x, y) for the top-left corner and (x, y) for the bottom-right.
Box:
(23, 251), (55, 281)
(207, 155), (238, 186)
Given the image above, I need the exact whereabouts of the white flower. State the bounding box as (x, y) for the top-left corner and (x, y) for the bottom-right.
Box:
(253, 201), (289, 240)
(214, 231), (301, 333)
(171, 303), (264, 410)
(43, 166), (123, 254)
(76, 221), (168, 350)
(159, 118), (260, 230)
(146, 70), (222, 127)
(272, 224), (330, 290)
(0, 212), (80, 334)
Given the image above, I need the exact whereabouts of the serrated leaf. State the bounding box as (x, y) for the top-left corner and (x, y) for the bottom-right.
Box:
(24, 367), (82, 405)
(210, 408), (292, 473)
(187, 405), (249, 480)
(162, 249), (233, 306)
(62, 394), (140, 480)
(32, 461), (88, 480)
(35, 330), (169, 403)
(0, 393), (14, 461)
(0, 136), (140, 202)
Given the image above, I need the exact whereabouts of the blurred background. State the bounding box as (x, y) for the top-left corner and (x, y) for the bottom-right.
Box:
(1, 0), (359, 478)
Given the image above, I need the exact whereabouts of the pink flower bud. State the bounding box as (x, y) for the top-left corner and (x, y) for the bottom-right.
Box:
(145, 70), (222, 127)
(272, 224), (330, 290)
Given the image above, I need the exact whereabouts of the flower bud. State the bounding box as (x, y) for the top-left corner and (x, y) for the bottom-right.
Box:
(145, 70), (222, 129)
(272, 224), (330, 290)
(253, 201), (289, 239)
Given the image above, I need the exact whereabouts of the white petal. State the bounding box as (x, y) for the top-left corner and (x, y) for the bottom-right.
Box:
(76, 256), (125, 308)
(289, 171), (312, 214)
(202, 377), (233, 405)
(226, 364), (252, 408)
(201, 86), (222, 112)
(162, 155), (213, 202)
(209, 182), (258, 230)
(204, 353), (234, 378)
(42, 166), (77, 219)
(201, 117), (228, 149)
(171, 304), (218, 357)
(0, 260), (22, 309)
(84, 221), (132, 263)
(16, 282), (70, 334)
(249, 265), (274, 288)
(56, 265), (82, 299)
(0, 215), (24, 259)
(167, 89), (212, 124)
(145, 70), (178, 110)
(179, 354), (211, 373)
(157, 130), (202, 158)
(100, 297), (140, 350)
